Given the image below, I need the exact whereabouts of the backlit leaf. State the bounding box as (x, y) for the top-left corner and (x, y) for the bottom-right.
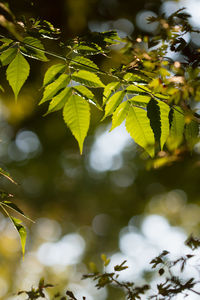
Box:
(63, 94), (90, 154)
(124, 72), (149, 83)
(70, 56), (99, 72)
(111, 101), (130, 131)
(167, 107), (185, 149)
(129, 95), (151, 103)
(159, 101), (170, 149)
(73, 85), (102, 110)
(0, 47), (17, 66)
(126, 84), (151, 95)
(104, 90), (125, 118)
(126, 106), (155, 157)
(21, 36), (48, 61)
(103, 82), (120, 105)
(43, 63), (66, 87)
(45, 87), (72, 115)
(6, 52), (30, 99)
(72, 70), (105, 88)
(40, 74), (70, 104)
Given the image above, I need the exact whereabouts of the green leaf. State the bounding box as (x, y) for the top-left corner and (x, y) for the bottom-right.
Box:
(0, 47), (17, 66)
(111, 101), (130, 131)
(40, 74), (70, 104)
(185, 120), (199, 150)
(167, 107), (185, 149)
(6, 52), (30, 99)
(11, 217), (27, 258)
(73, 43), (102, 55)
(104, 90), (125, 119)
(70, 56), (99, 72)
(72, 70), (105, 88)
(45, 87), (72, 115)
(21, 37), (48, 62)
(158, 101), (170, 149)
(147, 98), (161, 144)
(126, 106), (155, 157)
(73, 85), (102, 110)
(129, 95), (151, 103)
(124, 72), (149, 83)
(43, 63), (66, 87)
(126, 84), (151, 95)
(103, 82), (121, 105)
(73, 85), (94, 100)
(63, 94), (90, 154)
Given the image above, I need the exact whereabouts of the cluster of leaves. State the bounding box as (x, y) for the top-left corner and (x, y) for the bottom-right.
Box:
(1, 3), (200, 255)
(0, 3), (199, 161)
(16, 236), (200, 300)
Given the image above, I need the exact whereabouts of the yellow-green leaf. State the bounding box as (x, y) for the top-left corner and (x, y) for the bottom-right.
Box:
(129, 95), (151, 103)
(70, 56), (99, 72)
(73, 85), (102, 110)
(63, 94), (90, 154)
(0, 47), (17, 66)
(159, 101), (170, 149)
(126, 85), (151, 94)
(103, 82), (120, 105)
(43, 63), (66, 87)
(6, 52), (30, 99)
(126, 106), (155, 157)
(72, 70), (105, 88)
(45, 87), (72, 115)
(104, 90), (125, 119)
(21, 37), (48, 62)
(111, 101), (130, 131)
(40, 74), (70, 104)
(167, 107), (185, 149)
(124, 72), (149, 83)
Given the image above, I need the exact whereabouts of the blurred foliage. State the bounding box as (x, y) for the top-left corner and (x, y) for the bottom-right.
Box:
(16, 237), (200, 299)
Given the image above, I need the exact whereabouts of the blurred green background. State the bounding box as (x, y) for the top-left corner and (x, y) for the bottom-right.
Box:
(0, 0), (200, 299)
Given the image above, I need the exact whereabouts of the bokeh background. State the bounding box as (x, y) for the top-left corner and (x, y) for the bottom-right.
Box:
(1, 0), (200, 299)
